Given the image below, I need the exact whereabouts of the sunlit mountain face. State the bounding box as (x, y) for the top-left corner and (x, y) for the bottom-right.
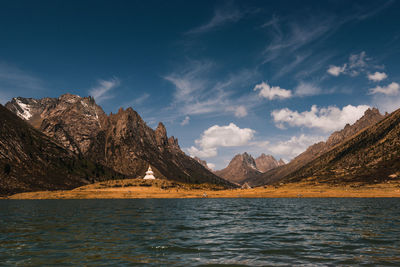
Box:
(0, 0), (399, 169)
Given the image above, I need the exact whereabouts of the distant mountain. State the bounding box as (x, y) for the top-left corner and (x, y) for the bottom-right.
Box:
(215, 153), (261, 184)
(0, 104), (124, 196)
(6, 94), (232, 187)
(246, 108), (386, 186)
(255, 154), (285, 172)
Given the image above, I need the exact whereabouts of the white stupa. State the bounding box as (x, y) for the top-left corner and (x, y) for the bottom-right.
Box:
(143, 166), (156, 180)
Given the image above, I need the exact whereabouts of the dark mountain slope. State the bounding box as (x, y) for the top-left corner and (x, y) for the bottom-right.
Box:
(246, 108), (385, 186)
(0, 104), (124, 196)
(282, 108), (400, 184)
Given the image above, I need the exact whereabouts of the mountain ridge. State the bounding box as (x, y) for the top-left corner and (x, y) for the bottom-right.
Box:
(245, 107), (387, 186)
(6, 94), (233, 187)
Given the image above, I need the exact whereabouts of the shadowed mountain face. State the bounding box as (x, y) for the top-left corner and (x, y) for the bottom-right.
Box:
(6, 95), (232, 187)
(214, 153), (283, 185)
(246, 108), (386, 186)
(0, 104), (125, 196)
(282, 107), (400, 184)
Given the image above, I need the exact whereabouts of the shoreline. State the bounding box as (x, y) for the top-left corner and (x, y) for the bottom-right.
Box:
(5, 178), (400, 199)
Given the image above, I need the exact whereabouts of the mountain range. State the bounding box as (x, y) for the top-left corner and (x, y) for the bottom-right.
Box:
(1, 94), (233, 195)
(2, 93), (400, 195)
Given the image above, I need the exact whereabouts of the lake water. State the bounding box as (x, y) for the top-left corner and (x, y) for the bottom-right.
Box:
(1, 198), (400, 266)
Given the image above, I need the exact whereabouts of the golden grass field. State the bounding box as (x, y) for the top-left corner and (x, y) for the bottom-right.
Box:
(6, 178), (400, 199)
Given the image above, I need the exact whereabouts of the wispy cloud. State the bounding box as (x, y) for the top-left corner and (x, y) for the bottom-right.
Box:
(89, 77), (120, 104)
(261, 1), (393, 77)
(262, 15), (335, 64)
(294, 82), (322, 97)
(122, 93), (150, 109)
(164, 60), (260, 119)
(180, 115), (190, 126)
(186, 3), (246, 34)
(0, 61), (45, 103)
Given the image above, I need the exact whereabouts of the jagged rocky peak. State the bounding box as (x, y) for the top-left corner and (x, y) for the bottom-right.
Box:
(326, 107), (385, 147)
(255, 153), (284, 172)
(214, 152), (261, 185)
(168, 136), (180, 149)
(224, 152), (258, 170)
(155, 122), (168, 146)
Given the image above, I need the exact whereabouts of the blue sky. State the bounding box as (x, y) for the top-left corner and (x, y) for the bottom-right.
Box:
(1, 0), (400, 169)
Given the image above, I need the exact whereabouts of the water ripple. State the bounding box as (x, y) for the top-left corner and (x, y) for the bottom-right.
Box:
(1, 198), (400, 266)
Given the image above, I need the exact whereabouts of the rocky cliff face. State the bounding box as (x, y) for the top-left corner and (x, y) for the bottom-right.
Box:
(0, 104), (124, 196)
(215, 153), (261, 184)
(255, 154), (285, 172)
(246, 108), (386, 186)
(6, 94), (232, 187)
(6, 95), (107, 154)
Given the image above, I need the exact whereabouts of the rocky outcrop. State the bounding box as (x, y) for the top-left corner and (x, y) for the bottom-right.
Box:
(215, 153), (261, 184)
(246, 108), (386, 186)
(0, 104), (124, 196)
(6, 94), (232, 187)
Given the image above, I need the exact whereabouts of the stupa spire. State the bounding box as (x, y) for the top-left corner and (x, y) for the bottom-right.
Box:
(143, 165), (156, 180)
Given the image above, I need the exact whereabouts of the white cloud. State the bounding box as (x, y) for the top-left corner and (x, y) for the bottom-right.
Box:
(254, 81), (292, 100)
(294, 82), (322, 96)
(369, 82), (400, 95)
(327, 64), (347, 76)
(89, 77), (120, 103)
(271, 104), (370, 132)
(188, 123), (255, 158)
(368, 72), (388, 82)
(268, 134), (325, 159)
(188, 146), (218, 158)
(180, 116), (190, 126)
(207, 163), (216, 170)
